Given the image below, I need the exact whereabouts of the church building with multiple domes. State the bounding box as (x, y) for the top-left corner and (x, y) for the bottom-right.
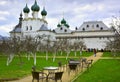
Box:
(10, 0), (115, 50)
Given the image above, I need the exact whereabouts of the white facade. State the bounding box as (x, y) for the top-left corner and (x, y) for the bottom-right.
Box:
(54, 21), (115, 50)
(10, 0), (115, 50)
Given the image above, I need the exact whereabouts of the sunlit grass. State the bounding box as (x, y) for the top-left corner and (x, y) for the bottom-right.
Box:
(102, 51), (120, 57)
(74, 59), (120, 82)
(0, 51), (93, 79)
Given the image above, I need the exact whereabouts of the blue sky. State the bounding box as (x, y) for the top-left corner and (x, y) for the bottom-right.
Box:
(0, 0), (120, 36)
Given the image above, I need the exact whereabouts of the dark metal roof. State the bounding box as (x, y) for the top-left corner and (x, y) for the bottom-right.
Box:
(39, 24), (49, 31)
(10, 24), (21, 33)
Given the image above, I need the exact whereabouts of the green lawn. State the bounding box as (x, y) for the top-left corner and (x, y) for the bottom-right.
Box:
(0, 51), (93, 79)
(36, 51), (93, 57)
(0, 56), (67, 79)
(74, 59), (120, 82)
(102, 51), (120, 57)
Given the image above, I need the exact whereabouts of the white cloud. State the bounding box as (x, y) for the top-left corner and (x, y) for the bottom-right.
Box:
(0, 1), (7, 6)
(0, 17), (7, 21)
(47, 18), (58, 29)
(102, 17), (112, 27)
(0, 23), (15, 36)
(0, 11), (10, 16)
(0, 0), (120, 36)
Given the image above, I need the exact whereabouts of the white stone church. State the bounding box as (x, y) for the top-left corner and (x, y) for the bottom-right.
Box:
(10, 0), (115, 50)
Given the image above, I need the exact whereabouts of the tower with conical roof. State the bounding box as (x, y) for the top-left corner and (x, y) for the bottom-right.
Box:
(19, 12), (23, 26)
(31, 0), (40, 18)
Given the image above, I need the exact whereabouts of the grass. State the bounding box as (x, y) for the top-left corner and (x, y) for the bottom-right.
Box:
(102, 51), (120, 57)
(74, 59), (120, 82)
(0, 51), (93, 79)
(36, 51), (93, 57)
(102, 51), (112, 57)
(0, 56), (66, 79)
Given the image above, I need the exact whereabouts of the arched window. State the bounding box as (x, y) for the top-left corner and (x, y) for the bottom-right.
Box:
(30, 26), (32, 30)
(82, 28), (85, 31)
(53, 30), (55, 32)
(96, 24), (99, 27)
(86, 25), (89, 28)
(64, 29), (67, 32)
(100, 27), (103, 30)
(26, 26), (28, 31)
(60, 27), (63, 30)
(75, 27), (78, 30)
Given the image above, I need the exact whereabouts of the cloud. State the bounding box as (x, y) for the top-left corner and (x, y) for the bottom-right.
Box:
(47, 17), (59, 29)
(0, 1), (7, 6)
(0, 11), (10, 16)
(0, 0), (120, 36)
(0, 17), (7, 21)
(0, 23), (15, 36)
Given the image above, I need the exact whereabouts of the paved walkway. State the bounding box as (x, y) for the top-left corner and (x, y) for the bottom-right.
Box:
(9, 52), (103, 82)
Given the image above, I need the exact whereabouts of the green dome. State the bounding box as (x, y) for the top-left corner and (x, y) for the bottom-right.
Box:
(31, 0), (40, 12)
(57, 23), (61, 27)
(23, 4), (30, 13)
(41, 8), (47, 16)
(64, 23), (70, 28)
(61, 18), (66, 24)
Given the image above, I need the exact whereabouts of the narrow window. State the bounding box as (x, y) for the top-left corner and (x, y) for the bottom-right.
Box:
(64, 29), (67, 32)
(96, 24), (99, 27)
(82, 28), (85, 31)
(26, 26), (28, 31)
(53, 30), (55, 32)
(30, 26), (32, 30)
(60, 27), (63, 30)
(86, 25), (89, 28)
(100, 27), (103, 30)
(75, 27), (78, 30)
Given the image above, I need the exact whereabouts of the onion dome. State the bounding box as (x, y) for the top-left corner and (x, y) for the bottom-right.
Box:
(57, 23), (61, 27)
(61, 18), (66, 24)
(64, 23), (70, 28)
(23, 4), (30, 13)
(41, 7), (47, 16)
(31, 0), (40, 12)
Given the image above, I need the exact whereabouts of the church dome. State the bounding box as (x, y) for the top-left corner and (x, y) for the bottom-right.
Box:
(61, 18), (66, 24)
(57, 23), (61, 27)
(23, 4), (30, 13)
(31, 0), (40, 12)
(64, 23), (70, 28)
(41, 8), (47, 16)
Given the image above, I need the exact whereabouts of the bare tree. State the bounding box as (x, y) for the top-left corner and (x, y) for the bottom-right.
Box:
(78, 40), (86, 56)
(52, 41), (60, 62)
(62, 39), (71, 60)
(0, 37), (24, 66)
(73, 40), (79, 56)
(23, 36), (38, 66)
(42, 35), (54, 60)
(106, 13), (120, 56)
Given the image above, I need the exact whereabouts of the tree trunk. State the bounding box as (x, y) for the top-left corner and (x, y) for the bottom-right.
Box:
(6, 53), (14, 66)
(80, 50), (82, 56)
(34, 53), (36, 66)
(46, 51), (48, 61)
(60, 51), (63, 55)
(53, 52), (56, 62)
(66, 51), (70, 60)
(27, 53), (30, 61)
(18, 53), (23, 65)
(75, 51), (77, 56)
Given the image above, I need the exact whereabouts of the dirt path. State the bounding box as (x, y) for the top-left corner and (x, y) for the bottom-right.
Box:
(9, 52), (103, 82)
